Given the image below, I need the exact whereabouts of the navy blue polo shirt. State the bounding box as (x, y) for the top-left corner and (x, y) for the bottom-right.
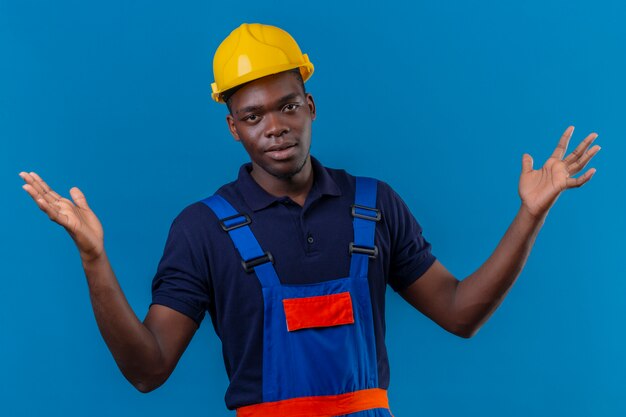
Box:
(151, 155), (436, 410)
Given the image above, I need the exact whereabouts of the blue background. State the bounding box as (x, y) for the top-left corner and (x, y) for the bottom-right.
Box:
(1, 0), (624, 416)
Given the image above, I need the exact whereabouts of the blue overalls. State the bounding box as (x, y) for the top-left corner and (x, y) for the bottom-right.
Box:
(202, 177), (394, 417)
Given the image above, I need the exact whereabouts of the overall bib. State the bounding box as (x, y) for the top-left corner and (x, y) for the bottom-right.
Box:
(202, 177), (394, 417)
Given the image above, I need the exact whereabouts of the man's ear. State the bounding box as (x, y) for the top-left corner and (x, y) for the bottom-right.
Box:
(306, 93), (316, 121)
(226, 114), (241, 141)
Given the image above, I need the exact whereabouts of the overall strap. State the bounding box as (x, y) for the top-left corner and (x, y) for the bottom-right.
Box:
(349, 176), (381, 279)
(201, 194), (281, 288)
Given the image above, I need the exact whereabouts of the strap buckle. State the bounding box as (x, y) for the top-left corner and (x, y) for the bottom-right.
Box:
(242, 251), (274, 273)
(351, 204), (381, 222)
(219, 213), (251, 232)
(349, 242), (378, 259)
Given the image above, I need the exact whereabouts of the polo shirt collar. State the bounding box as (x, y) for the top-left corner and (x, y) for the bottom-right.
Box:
(237, 155), (342, 212)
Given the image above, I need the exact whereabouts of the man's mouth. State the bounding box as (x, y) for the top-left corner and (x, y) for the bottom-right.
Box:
(266, 143), (297, 160)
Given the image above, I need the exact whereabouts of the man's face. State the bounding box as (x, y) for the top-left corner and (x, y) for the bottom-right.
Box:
(226, 71), (316, 181)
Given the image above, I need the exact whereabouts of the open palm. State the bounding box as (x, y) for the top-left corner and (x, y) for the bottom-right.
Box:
(519, 126), (600, 217)
(19, 171), (104, 262)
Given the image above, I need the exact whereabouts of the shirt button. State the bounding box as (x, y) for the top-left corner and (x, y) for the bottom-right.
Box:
(307, 236), (314, 244)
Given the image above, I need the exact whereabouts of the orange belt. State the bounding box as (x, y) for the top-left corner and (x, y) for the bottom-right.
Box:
(236, 387), (390, 417)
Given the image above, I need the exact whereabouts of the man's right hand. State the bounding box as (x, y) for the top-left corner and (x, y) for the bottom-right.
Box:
(18, 170), (198, 392)
(19, 171), (104, 262)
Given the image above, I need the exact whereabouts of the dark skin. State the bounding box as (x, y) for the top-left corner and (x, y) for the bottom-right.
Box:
(18, 70), (600, 392)
(225, 71), (317, 206)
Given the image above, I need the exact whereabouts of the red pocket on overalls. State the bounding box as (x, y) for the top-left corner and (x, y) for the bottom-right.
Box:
(282, 291), (355, 331)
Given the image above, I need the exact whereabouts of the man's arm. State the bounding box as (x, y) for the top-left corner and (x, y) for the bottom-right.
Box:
(83, 251), (198, 392)
(399, 205), (544, 338)
(19, 171), (197, 392)
(399, 126), (600, 338)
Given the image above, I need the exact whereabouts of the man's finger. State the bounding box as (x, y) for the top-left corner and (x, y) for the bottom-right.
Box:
(70, 187), (90, 210)
(19, 171), (60, 206)
(20, 178), (51, 209)
(521, 153), (534, 174)
(19, 172), (63, 215)
(550, 126), (574, 160)
(21, 183), (62, 222)
(29, 171), (64, 201)
(568, 144), (601, 175)
(21, 183), (47, 208)
(566, 168), (596, 188)
(563, 132), (599, 165)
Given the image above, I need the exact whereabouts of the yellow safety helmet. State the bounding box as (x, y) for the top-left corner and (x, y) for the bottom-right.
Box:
(211, 23), (314, 103)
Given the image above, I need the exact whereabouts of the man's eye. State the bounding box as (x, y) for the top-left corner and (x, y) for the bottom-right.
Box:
(283, 103), (299, 112)
(244, 114), (259, 122)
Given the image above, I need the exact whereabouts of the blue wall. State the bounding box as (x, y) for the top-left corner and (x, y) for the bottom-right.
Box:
(2, 1), (624, 416)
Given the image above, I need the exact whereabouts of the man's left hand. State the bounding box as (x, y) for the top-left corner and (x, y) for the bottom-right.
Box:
(518, 126), (600, 218)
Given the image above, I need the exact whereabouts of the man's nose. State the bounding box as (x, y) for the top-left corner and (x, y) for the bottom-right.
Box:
(264, 112), (289, 138)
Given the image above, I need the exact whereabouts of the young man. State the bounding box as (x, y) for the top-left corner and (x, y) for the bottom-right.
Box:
(19, 23), (600, 416)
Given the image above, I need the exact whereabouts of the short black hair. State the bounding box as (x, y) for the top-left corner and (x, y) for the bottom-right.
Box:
(224, 68), (306, 114)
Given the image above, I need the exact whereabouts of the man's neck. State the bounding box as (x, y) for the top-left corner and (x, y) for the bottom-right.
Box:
(250, 158), (314, 207)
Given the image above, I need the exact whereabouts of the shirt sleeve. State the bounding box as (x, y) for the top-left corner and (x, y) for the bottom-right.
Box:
(151, 207), (212, 326)
(380, 181), (437, 292)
